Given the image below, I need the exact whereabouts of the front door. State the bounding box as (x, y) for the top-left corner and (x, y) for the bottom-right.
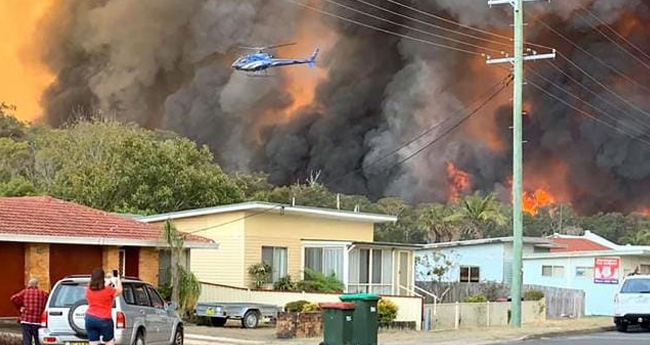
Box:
(398, 251), (410, 295)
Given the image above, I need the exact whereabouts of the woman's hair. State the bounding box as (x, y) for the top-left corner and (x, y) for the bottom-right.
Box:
(89, 267), (105, 291)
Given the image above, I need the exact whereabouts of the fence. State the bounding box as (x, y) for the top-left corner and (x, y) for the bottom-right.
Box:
(415, 282), (585, 319)
(422, 299), (546, 331)
(199, 282), (424, 330)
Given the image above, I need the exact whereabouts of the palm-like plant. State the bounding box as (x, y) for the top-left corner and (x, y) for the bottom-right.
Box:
(417, 203), (461, 243)
(161, 220), (201, 314)
(449, 192), (507, 239)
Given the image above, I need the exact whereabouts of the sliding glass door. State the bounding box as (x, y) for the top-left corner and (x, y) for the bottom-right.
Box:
(348, 248), (393, 294)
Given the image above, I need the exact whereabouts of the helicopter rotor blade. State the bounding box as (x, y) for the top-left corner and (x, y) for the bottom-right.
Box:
(263, 42), (297, 50)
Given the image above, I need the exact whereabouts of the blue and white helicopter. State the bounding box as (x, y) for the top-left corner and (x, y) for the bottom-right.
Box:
(231, 43), (319, 76)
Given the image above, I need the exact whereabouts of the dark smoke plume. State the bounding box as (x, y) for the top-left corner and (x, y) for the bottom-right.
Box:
(36, 0), (650, 214)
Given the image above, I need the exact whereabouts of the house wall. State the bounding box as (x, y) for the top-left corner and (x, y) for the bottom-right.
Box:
(152, 212), (246, 287)
(417, 243), (505, 283)
(139, 248), (160, 285)
(243, 213), (374, 288)
(25, 243), (49, 290)
(522, 255), (650, 316)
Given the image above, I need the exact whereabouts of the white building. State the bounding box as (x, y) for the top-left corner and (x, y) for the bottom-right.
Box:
(523, 231), (650, 316)
(417, 237), (556, 283)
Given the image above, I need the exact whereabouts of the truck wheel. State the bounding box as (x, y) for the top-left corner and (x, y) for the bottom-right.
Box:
(242, 311), (259, 329)
(210, 317), (227, 327)
(616, 323), (628, 332)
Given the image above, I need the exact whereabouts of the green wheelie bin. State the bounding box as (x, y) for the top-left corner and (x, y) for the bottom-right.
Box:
(339, 293), (381, 345)
(320, 302), (356, 345)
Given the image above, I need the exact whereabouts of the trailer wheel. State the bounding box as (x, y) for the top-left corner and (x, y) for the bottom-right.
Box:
(210, 317), (227, 327)
(242, 310), (259, 329)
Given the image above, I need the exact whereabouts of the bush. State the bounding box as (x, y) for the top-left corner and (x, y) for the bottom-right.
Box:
(302, 302), (321, 312)
(285, 300), (311, 312)
(378, 298), (399, 324)
(274, 275), (297, 291)
(0, 334), (21, 345)
(523, 289), (545, 301)
(157, 284), (172, 301)
(248, 262), (272, 289)
(296, 268), (345, 293)
(463, 294), (488, 303)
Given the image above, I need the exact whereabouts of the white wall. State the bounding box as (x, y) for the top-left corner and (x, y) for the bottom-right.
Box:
(417, 243), (505, 283)
(523, 256), (628, 316)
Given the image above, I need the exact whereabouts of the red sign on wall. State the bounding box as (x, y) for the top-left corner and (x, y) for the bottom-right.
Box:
(594, 257), (620, 284)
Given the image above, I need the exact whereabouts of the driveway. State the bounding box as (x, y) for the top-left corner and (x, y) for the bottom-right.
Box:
(499, 330), (649, 345)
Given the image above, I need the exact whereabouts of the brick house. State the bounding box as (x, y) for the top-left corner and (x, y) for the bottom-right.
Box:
(0, 196), (216, 317)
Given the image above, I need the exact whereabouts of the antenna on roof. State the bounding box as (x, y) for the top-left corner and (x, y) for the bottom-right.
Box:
(336, 193), (341, 210)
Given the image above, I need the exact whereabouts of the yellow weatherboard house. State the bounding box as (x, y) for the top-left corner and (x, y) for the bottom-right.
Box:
(139, 201), (418, 295)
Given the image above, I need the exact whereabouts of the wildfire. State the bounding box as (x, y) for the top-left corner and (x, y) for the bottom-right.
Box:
(0, 0), (55, 121)
(446, 162), (471, 202)
(523, 189), (556, 215)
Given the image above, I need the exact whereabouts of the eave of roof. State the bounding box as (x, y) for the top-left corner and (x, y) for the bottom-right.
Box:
(523, 249), (650, 260)
(137, 201), (398, 224)
(0, 233), (218, 249)
(420, 236), (554, 250)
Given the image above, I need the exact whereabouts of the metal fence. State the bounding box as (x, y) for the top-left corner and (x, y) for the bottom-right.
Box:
(416, 281), (585, 319)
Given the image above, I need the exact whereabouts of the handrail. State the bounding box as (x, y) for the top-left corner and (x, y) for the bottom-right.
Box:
(414, 285), (438, 302)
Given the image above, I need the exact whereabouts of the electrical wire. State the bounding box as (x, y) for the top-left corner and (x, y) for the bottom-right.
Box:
(580, 5), (650, 64)
(543, 61), (650, 132)
(277, 0), (483, 56)
(527, 67), (650, 139)
(527, 79), (650, 147)
(318, 0), (502, 54)
(576, 10), (650, 71)
(350, 0), (514, 50)
(536, 18), (650, 95)
(381, 0), (554, 51)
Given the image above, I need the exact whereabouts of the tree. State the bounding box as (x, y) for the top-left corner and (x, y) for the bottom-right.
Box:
(416, 203), (461, 243)
(0, 103), (26, 140)
(161, 220), (201, 314)
(448, 192), (507, 239)
(30, 120), (243, 214)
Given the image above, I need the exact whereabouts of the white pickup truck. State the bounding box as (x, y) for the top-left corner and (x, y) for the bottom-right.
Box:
(614, 274), (650, 332)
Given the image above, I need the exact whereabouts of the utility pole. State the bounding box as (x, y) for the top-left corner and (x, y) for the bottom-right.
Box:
(486, 0), (555, 327)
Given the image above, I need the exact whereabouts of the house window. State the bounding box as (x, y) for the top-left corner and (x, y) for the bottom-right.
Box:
(459, 266), (480, 283)
(575, 266), (594, 278)
(542, 265), (564, 278)
(304, 247), (344, 279)
(640, 265), (650, 274)
(262, 246), (287, 283)
(348, 248), (393, 294)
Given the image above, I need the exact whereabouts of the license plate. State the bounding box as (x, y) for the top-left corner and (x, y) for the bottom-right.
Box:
(206, 308), (215, 316)
(69, 342), (88, 345)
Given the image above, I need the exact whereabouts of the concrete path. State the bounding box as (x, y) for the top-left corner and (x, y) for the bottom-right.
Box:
(498, 330), (649, 345)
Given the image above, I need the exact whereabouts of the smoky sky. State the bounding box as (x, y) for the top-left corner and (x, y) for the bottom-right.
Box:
(36, 0), (650, 214)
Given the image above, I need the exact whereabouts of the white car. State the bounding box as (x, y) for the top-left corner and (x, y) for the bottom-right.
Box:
(614, 274), (650, 332)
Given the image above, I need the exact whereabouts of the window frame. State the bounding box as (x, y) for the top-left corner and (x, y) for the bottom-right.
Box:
(146, 285), (166, 309)
(459, 265), (480, 283)
(575, 266), (594, 278)
(261, 246), (288, 283)
(542, 265), (565, 278)
(131, 283), (152, 307)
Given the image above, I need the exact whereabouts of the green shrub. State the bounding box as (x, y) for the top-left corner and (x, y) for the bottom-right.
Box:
(296, 268), (344, 293)
(157, 284), (172, 301)
(274, 275), (297, 291)
(378, 298), (398, 324)
(523, 289), (545, 301)
(302, 302), (321, 312)
(285, 300), (311, 312)
(463, 294), (488, 303)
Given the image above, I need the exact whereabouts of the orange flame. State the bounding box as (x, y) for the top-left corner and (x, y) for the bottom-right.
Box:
(523, 189), (556, 215)
(446, 162), (471, 201)
(0, 0), (55, 121)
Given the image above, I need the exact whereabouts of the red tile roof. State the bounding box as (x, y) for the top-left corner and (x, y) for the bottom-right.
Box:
(0, 196), (212, 246)
(550, 238), (612, 252)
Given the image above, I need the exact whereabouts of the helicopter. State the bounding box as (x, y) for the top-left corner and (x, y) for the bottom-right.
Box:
(231, 43), (319, 75)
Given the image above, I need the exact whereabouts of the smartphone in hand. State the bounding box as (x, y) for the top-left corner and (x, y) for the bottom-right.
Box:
(112, 269), (119, 278)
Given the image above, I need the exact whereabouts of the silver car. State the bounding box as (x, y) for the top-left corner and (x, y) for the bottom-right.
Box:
(39, 275), (183, 345)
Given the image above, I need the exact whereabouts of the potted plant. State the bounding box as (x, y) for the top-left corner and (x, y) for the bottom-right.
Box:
(248, 262), (272, 289)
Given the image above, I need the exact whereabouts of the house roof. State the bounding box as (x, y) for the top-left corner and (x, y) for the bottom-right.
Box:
(136, 201), (398, 224)
(301, 239), (422, 249)
(550, 238), (612, 252)
(420, 236), (556, 250)
(0, 196), (216, 249)
(524, 249), (650, 260)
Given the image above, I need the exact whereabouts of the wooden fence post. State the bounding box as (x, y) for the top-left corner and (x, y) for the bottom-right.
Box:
(486, 301), (490, 328)
(454, 302), (460, 330)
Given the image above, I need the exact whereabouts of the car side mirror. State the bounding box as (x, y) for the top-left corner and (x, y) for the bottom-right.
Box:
(165, 302), (177, 311)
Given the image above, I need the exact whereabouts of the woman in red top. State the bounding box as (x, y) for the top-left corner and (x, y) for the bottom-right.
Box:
(85, 268), (123, 345)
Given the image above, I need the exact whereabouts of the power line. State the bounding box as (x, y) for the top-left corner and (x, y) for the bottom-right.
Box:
(350, 0), (514, 50)
(542, 61), (650, 132)
(278, 0), (483, 55)
(580, 5), (650, 64)
(555, 51), (650, 122)
(318, 0), (502, 54)
(536, 18), (650, 95)
(527, 66), (650, 140)
(576, 9), (650, 71)
(527, 79), (650, 147)
(382, 0), (554, 51)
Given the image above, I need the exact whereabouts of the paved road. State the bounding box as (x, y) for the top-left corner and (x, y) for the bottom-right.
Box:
(501, 331), (649, 345)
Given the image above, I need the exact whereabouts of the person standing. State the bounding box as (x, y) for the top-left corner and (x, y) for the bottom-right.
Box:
(10, 278), (49, 345)
(85, 268), (122, 345)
